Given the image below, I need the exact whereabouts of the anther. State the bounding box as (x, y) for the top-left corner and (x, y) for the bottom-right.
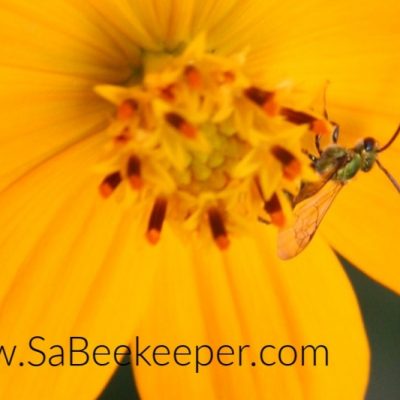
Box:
(221, 71), (235, 83)
(281, 107), (331, 135)
(311, 119), (331, 136)
(146, 197), (168, 245)
(245, 87), (279, 116)
(216, 70), (235, 85)
(127, 155), (143, 190)
(114, 127), (131, 144)
(117, 99), (138, 120)
(208, 208), (230, 250)
(160, 84), (176, 102)
(184, 65), (202, 89)
(263, 193), (285, 228)
(280, 107), (315, 125)
(99, 171), (122, 198)
(165, 112), (197, 138)
(271, 145), (301, 180)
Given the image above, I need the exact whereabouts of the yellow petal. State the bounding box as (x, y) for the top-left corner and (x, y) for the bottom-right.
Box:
(0, 0), (144, 189)
(0, 1), (139, 77)
(134, 227), (369, 399)
(246, 0), (400, 148)
(0, 134), (159, 399)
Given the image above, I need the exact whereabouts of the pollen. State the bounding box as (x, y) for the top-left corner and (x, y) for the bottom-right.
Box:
(116, 99), (138, 120)
(127, 155), (143, 190)
(165, 112), (197, 139)
(94, 36), (330, 247)
(99, 171), (122, 198)
(208, 208), (230, 250)
(311, 119), (331, 136)
(271, 146), (302, 180)
(184, 65), (203, 89)
(147, 197), (168, 244)
(263, 193), (285, 228)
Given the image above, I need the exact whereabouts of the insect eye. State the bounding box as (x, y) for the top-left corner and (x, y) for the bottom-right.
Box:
(363, 137), (376, 152)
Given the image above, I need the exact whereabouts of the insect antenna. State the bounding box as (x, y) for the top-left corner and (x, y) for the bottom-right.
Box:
(377, 124), (400, 152)
(322, 80), (330, 120)
(375, 158), (400, 193)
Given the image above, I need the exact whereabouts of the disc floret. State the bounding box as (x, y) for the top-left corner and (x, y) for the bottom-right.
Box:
(95, 36), (333, 248)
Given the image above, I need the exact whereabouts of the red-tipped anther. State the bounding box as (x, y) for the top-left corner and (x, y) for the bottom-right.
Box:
(311, 119), (331, 135)
(160, 84), (176, 102)
(208, 208), (230, 250)
(114, 127), (131, 144)
(146, 198), (168, 245)
(99, 171), (122, 198)
(127, 155), (143, 190)
(117, 99), (138, 120)
(271, 145), (302, 180)
(184, 65), (202, 89)
(280, 107), (315, 125)
(244, 86), (280, 116)
(146, 229), (161, 245)
(165, 112), (197, 139)
(263, 193), (285, 228)
(281, 107), (330, 135)
(221, 71), (235, 84)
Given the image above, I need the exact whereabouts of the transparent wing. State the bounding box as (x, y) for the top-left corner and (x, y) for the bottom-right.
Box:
(277, 180), (344, 259)
(293, 177), (331, 205)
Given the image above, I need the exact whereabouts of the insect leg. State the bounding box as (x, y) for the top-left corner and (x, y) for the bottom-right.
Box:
(315, 134), (322, 155)
(258, 216), (271, 225)
(332, 124), (340, 143)
(282, 189), (295, 208)
(320, 81), (340, 145)
(302, 149), (318, 167)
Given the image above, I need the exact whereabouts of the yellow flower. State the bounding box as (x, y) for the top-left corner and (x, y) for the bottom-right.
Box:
(0, 0), (399, 399)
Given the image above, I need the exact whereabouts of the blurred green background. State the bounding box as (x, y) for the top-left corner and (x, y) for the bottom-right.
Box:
(100, 257), (400, 400)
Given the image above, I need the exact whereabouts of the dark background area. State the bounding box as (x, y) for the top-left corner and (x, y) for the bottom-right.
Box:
(100, 258), (400, 400)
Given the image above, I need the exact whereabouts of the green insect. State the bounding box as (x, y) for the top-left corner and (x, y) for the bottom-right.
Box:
(278, 124), (400, 259)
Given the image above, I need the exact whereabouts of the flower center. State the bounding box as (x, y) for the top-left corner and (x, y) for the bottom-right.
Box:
(95, 36), (334, 249)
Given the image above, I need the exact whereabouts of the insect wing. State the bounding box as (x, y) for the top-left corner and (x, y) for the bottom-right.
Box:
(294, 177), (331, 205)
(277, 180), (344, 259)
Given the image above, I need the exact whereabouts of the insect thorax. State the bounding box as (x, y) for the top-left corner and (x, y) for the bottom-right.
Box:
(335, 153), (362, 182)
(315, 145), (362, 183)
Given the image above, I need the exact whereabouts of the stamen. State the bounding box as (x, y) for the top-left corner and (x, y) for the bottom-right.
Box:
(220, 71), (235, 84)
(208, 208), (230, 250)
(117, 99), (138, 120)
(281, 107), (315, 126)
(184, 65), (202, 89)
(165, 112), (197, 138)
(127, 155), (143, 190)
(244, 87), (280, 116)
(146, 197), (168, 245)
(311, 119), (331, 135)
(99, 171), (122, 198)
(271, 145), (301, 180)
(263, 193), (285, 227)
(281, 107), (330, 135)
(114, 128), (131, 144)
(160, 84), (176, 102)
